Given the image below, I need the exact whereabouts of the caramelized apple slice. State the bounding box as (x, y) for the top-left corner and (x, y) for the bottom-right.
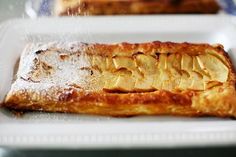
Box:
(134, 54), (157, 91)
(179, 54), (192, 89)
(103, 71), (118, 91)
(198, 54), (229, 83)
(152, 73), (162, 90)
(166, 54), (181, 90)
(152, 54), (166, 90)
(190, 72), (204, 90)
(192, 57), (210, 90)
(113, 70), (135, 92)
(113, 56), (136, 71)
(92, 55), (106, 71)
(135, 54), (157, 75)
(106, 57), (116, 71)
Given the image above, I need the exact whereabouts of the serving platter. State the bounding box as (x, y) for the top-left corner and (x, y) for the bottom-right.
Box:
(0, 15), (236, 148)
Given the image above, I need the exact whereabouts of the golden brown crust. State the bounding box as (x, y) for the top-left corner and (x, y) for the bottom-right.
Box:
(84, 41), (226, 56)
(55, 0), (220, 16)
(3, 41), (236, 118)
(3, 87), (196, 116)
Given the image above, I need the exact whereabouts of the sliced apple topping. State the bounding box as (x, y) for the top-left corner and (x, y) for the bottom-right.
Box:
(88, 52), (229, 92)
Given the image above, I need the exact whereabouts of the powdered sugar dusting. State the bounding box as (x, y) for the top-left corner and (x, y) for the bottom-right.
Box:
(10, 42), (102, 93)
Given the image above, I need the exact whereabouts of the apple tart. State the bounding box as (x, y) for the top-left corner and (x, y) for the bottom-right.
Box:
(3, 41), (236, 117)
(55, 0), (220, 16)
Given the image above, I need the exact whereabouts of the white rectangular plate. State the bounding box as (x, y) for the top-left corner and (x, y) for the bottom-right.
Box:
(1, 15), (236, 149)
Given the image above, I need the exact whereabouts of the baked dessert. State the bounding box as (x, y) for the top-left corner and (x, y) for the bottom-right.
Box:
(55, 0), (220, 16)
(3, 41), (236, 117)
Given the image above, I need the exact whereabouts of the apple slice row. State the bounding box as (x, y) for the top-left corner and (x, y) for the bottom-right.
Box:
(90, 53), (229, 92)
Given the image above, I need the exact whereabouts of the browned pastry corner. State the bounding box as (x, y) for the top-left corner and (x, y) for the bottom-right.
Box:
(3, 41), (236, 118)
(55, 0), (220, 16)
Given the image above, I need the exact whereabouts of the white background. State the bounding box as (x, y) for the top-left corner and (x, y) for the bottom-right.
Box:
(0, 0), (27, 23)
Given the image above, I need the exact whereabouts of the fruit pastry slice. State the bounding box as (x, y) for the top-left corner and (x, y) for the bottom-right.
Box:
(3, 41), (236, 117)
